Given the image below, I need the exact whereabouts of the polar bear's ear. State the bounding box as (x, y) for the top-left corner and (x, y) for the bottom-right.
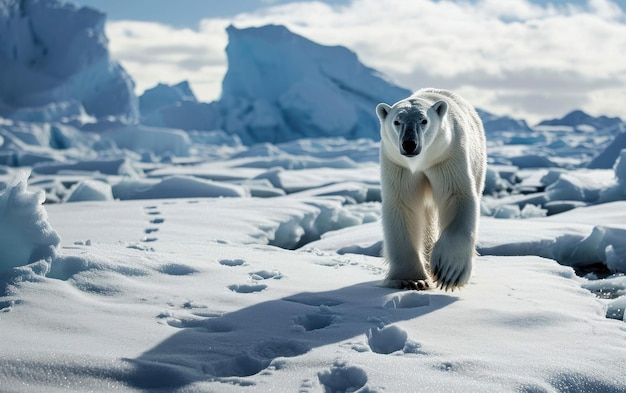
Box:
(432, 100), (448, 119)
(376, 103), (392, 121)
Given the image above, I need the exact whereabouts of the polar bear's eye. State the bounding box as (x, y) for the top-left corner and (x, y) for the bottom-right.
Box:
(393, 120), (401, 126)
(421, 119), (428, 125)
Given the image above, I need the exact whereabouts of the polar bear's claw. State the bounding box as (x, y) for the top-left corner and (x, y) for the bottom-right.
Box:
(385, 279), (431, 291)
(433, 258), (471, 291)
(408, 280), (430, 291)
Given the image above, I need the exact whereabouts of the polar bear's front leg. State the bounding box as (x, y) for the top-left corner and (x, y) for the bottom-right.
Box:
(380, 158), (432, 290)
(381, 200), (432, 290)
(430, 193), (479, 291)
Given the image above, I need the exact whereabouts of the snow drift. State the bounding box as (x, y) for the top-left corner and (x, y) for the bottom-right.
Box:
(0, 170), (59, 273)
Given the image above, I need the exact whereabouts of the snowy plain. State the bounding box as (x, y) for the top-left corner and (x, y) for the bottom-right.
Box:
(2, 0), (626, 392)
(2, 134), (626, 392)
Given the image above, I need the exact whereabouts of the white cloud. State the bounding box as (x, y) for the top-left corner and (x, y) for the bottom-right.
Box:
(105, 0), (626, 123)
(588, 0), (624, 20)
(475, 0), (554, 20)
(105, 19), (230, 99)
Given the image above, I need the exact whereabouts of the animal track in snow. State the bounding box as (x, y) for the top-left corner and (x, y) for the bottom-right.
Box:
(0, 300), (17, 313)
(249, 270), (282, 280)
(317, 360), (369, 393)
(126, 242), (154, 252)
(165, 314), (234, 332)
(205, 339), (310, 378)
(228, 284), (268, 293)
(219, 258), (246, 267)
(293, 307), (336, 331)
(157, 263), (199, 276)
(383, 292), (430, 309)
(158, 309), (234, 332)
(144, 206), (161, 215)
(316, 255), (358, 268)
(299, 378), (315, 393)
(142, 206), (162, 243)
(157, 301), (231, 331)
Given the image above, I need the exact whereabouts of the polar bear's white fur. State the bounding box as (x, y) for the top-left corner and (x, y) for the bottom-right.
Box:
(376, 88), (486, 291)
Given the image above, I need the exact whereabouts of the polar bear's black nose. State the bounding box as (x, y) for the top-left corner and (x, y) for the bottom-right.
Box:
(402, 140), (418, 155)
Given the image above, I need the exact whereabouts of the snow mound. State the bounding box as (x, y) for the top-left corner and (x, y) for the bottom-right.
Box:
(366, 324), (409, 354)
(478, 211), (626, 275)
(216, 24), (410, 144)
(33, 157), (140, 177)
(111, 176), (250, 200)
(102, 125), (192, 157)
(64, 179), (113, 202)
(0, 0), (138, 123)
(0, 171), (59, 273)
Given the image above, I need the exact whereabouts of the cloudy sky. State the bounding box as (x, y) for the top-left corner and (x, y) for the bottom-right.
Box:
(74, 0), (626, 124)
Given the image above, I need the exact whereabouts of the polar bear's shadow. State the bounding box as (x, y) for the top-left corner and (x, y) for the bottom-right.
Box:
(124, 281), (457, 390)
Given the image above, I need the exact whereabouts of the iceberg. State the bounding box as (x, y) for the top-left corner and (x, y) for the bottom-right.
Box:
(138, 81), (222, 131)
(139, 81), (198, 116)
(587, 123), (626, 169)
(215, 24), (411, 144)
(0, 0), (138, 123)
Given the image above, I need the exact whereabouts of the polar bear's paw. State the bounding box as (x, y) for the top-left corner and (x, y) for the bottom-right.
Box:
(384, 279), (431, 291)
(430, 236), (473, 291)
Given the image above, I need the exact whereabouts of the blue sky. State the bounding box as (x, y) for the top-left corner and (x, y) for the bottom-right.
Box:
(74, 0), (622, 26)
(74, 0), (620, 27)
(71, 0), (626, 123)
(72, 0), (311, 26)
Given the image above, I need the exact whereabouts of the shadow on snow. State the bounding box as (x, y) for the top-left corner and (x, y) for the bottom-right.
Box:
(123, 281), (457, 390)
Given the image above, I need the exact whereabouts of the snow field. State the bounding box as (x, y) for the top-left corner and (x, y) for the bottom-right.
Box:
(4, 237), (625, 391)
(1, 159), (626, 391)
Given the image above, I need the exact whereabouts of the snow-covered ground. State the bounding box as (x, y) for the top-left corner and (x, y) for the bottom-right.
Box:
(2, 136), (626, 392)
(2, 1), (626, 391)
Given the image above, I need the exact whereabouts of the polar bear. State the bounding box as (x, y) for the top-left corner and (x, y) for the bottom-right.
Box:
(376, 88), (486, 291)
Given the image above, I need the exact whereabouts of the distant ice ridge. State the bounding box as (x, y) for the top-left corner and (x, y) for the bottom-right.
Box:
(139, 81), (220, 132)
(0, 0), (138, 123)
(0, 0), (597, 146)
(135, 24), (551, 143)
(538, 110), (624, 131)
(482, 149), (626, 219)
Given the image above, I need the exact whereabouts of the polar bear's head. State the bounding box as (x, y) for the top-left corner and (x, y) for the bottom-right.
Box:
(376, 98), (448, 159)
